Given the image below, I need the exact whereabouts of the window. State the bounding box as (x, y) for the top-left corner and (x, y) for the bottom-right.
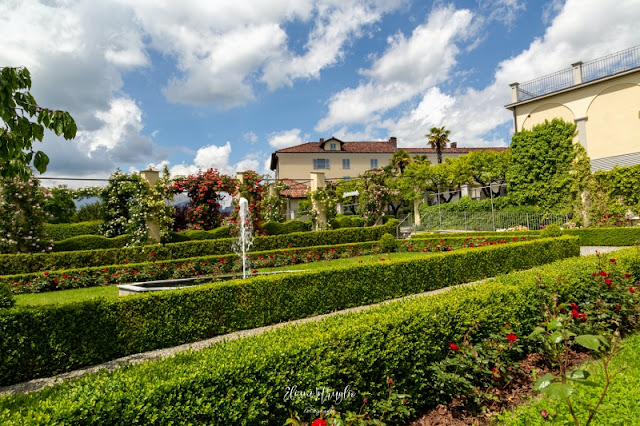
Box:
(343, 176), (350, 181)
(342, 158), (350, 169)
(313, 158), (330, 169)
(330, 143), (337, 150)
(370, 158), (378, 169)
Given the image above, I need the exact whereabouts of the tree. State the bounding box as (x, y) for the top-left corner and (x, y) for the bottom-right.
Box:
(42, 185), (76, 223)
(0, 66), (77, 180)
(390, 149), (411, 174)
(461, 150), (510, 198)
(426, 126), (451, 164)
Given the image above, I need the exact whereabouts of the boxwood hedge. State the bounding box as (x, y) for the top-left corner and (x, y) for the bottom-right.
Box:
(44, 221), (103, 241)
(413, 226), (640, 246)
(52, 235), (130, 252)
(4, 235), (526, 294)
(0, 237), (578, 386)
(1, 241), (632, 425)
(0, 220), (399, 275)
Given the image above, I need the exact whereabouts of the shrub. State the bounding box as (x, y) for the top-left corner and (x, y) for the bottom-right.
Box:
(540, 223), (562, 237)
(45, 220), (103, 241)
(52, 235), (129, 252)
(0, 220), (400, 275)
(0, 282), (13, 309)
(0, 237), (578, 386)
(380, 233), (397, 253)
(0, 238), (607, 424)
(261, 220), (310, 235)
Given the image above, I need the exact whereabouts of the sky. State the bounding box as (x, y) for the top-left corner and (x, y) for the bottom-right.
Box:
(2, 0), (640, 186)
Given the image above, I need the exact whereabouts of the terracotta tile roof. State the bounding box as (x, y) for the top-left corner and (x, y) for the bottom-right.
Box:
(276, 142), (508, 154)
(403, 147), (509, 154)
(280, 179), (309, 199)
(276, 141), (397, 153)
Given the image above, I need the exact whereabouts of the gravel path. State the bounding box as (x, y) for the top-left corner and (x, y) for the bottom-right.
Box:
(0, 246), (629, 396)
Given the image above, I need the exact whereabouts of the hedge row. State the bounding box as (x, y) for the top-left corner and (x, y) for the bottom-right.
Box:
(44, 220), (102, 241)
(0, 220), (399, 275)
(0, 236), (578, 386)
(52, 234), (129, 252)
(2, 240), (630, 425)
(4, 235), (527, 294)
(413, 226), (640, 246)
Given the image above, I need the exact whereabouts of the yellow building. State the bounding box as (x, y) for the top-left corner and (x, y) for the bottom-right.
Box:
(270, 136), (505, 181)
(506, 45), (640, 171)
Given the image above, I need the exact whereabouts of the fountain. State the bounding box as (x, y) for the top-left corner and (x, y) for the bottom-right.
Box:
(233, 197), (254, 279)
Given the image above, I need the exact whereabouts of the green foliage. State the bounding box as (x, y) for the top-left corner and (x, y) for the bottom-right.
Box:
(588, 164), (640, 227)
(0, 281), (13, 309)
(100, 169), (174, 245)
(41, 185), (76, 224)
(262, 220), (311, 235)
(52, 235), (129, 252)
(426, 125), (451, 164)
(540, 224), (562, 238)
(0, 236), (578, 386)
(0, 176), (52, 254)
(329, 215), (365, 229)
(380, 233), (398, 253)
(0, 221), (400, 275)
(45, 220), (102, 241)
(0, 66), (77, 180)
(507, 119), (578, 212)
(72, 201), (104, 222)
(309, 181), (340, 227)
(261, 180), (290, 223)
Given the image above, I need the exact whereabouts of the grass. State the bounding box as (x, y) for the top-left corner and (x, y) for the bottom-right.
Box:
(14, 285), (119, 307)
(12, 250), (436, 307)
(498, 331), (640, 425)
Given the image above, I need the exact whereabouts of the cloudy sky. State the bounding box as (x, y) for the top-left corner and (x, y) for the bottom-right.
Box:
(2, 0), (639, 183)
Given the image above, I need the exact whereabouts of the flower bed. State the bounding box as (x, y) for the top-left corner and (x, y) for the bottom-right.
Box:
(0, 220), (399, 275)
(3, 235), (533, 295)
(2, 240), (632, 425)
(0, 237), (577, 386)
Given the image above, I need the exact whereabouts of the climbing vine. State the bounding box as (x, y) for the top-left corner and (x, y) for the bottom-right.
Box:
(260, 180), (290, 223)
(308, 181), (339, 228)
(171, 168), (237, 231)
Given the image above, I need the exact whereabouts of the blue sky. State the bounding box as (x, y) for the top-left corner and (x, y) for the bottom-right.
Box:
(1, 0), (639, 184)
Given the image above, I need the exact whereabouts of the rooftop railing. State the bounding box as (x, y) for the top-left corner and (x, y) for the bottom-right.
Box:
(511, 45), (640, 103)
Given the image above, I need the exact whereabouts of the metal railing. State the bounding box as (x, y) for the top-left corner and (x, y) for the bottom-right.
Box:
(415, 211), (570, 233)
(517, 45), (640, 102)
(582, 45), (640, 83)
(517, 67), (574, 101)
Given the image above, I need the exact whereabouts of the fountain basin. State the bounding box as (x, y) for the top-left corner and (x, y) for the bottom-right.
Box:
(117, 270), (306, 296)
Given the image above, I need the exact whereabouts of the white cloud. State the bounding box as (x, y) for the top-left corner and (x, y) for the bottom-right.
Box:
(316, 6), (474, 131)
(268, 128), (305, 149)
(243, 131), (259, 143)
(262, 0), (406, 89)
(480, 0), (526, 26)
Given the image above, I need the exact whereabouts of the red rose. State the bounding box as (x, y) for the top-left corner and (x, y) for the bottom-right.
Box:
(631, 287), (636, 293)
(610, 258), (616, 263)
(150, 252), (155, 256)
(616, 305), (621, 310)
(605, 278), (612, 286)
(506, 333), (517, 342)
(624, 273), (633, 278)
(388, 377), (394, 384)
(449, 343), (459, 352)
(492, 367), (501, 381)
(571, 309), (580, 319)
(599, 271), (609, 277)
(570, 302), (579, 310)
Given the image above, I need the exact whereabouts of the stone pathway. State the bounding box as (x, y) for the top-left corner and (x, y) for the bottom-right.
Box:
(0, 246), (629, 396)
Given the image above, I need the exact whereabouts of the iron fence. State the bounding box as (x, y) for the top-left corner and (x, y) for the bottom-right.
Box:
(583, 45), (640, 83)
(415, 211), (570, 233)
(517, 67), (574, 101)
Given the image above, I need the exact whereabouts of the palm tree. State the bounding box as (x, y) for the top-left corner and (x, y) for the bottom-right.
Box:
(426, 126), (451, 164)
(390, 149), (411, 174)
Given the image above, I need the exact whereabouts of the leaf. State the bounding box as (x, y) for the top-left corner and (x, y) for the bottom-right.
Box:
(544, 382), (573, 400)
(528, 326), (545, 339)
(533, 373), (555, 391)
(33, 150), (49, 174)
(567, 369), (590, 381)
(575, 335), (602, 351)
(547, 317), (562, 331)
(549, 330), (564, 344)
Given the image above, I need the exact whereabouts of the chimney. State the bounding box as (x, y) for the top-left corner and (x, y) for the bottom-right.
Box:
(389, 136), (397, 149)
(319, 138), (324, 144)
(450, 142), (457, 149)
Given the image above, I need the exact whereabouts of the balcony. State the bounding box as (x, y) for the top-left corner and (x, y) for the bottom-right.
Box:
(509, 45), (640, 103)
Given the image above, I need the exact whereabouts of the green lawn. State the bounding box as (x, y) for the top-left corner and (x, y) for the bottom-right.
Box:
(498, 331), (640, 425)
(12, 250), (436, 307)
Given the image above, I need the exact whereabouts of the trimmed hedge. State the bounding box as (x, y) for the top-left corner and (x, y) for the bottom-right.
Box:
(0, 282), (13, 309)
(2, 240), (630, 425)
(166, 226), (232, 243)
(413, 226), (640, 246)
(0, 220), (399, 275)
(0, 237), (578, 386)
(52, 235), (129, 252)
(4, 235), (522, 294)
(44, 221), (102, 241)
(261, 220), (311, 235)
